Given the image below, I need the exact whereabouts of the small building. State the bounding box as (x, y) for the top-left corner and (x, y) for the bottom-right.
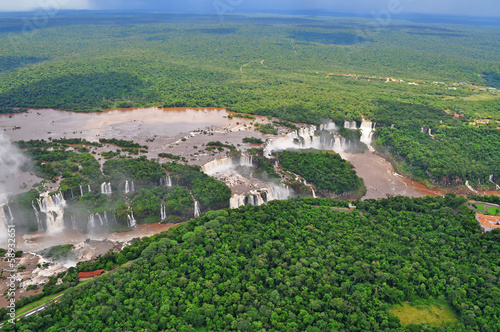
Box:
(476, 213), (500, 233)
(78, 269), (105, 280)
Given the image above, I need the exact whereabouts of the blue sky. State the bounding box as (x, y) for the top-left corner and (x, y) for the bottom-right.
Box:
(1, 0), (499, 17)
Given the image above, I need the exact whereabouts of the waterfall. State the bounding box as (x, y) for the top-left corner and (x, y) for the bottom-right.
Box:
(127, 208), (136, 227)
(240, 155), (253, 167)
(319, 121), (337, 131)
(125, 181), (130, 194)
(70, 189), (74, 198)
(202, 157), (234, 175)
(32, 201), (43, 230)
(101, 182), (112, 194)
(104, 211), (109, 224)
(194, 200), (200, 217)
(160, 204), (167, 220)
(489, 174), (500, 190)
(344, 120), (357, 130)
(230, 185), (293, 208)
(71, 215), (77, 229)
(311, 188), (316, 198)
(421, 127), (425, 133)
(166, 175), (172, 187)
(88, 214), (96, 229)
(0, 206), (8, 242)
(465, 180), (478, 194)
(428, 128), (432, 136)
(87, 185), (91, 193)
(230, 194), (246, 209)
(80, 185), (84, 197)
(37, 192), (66, 233)
(360, 118), (375, 152)
(96, 213), (104, 226)
(131, 182), (135, 192)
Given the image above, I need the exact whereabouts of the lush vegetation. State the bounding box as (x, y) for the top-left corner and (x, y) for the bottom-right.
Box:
(1, 12), (499, 186)
(10, 195), (500, 331)
(277, 150), (365, 197)
(242, 137), (264, 144)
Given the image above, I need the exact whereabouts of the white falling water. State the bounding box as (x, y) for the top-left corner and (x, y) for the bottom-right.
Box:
(311, 188), (317, 198)
(344, 121), (357, 129)
(489, 174), (500, 190)
(87, 185), (91, 193)
(101, 182), (112, 194)
(240, 155), (253, 167)
(230, 194), (247, 209)
(104, 211), (109, 224)
(37, 192), (66, 233)
(421, 127), (425, 133)
(428, 128), (432, 136)
(131, 182), (135, 192)
(194, 200), (201, 217)
(465, 180), (478, 194)
(202, 158), (234, 175)
(32, 201), (43, 230)
(319, 121), (337, 131)
(0, 205), (8, 243)
(96, 213), (104, 226)
(88, 214), (96, 229)
(229, 185), (293, 209)
(125, 181), (130, 194)
(160, 204), (167, 220)
(166, 175), (172, 187)
(360, 119), (375, 152)
(127, 208), (136, 227)
(80, 185), (84, 197)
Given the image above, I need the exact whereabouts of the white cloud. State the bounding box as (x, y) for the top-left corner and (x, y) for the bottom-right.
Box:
(0, 0), (91, 12)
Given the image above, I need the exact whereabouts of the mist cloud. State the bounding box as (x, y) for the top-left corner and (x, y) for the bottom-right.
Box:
(0, 132), (27, 202)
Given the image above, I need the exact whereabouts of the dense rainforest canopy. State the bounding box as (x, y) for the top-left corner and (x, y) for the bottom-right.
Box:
(7, 195), (500, 331)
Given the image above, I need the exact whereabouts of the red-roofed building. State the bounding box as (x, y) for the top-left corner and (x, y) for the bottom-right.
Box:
(78, 269), (105, 279)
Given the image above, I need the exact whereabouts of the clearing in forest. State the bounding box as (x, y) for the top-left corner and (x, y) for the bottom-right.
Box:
(390, 302), (458, 327)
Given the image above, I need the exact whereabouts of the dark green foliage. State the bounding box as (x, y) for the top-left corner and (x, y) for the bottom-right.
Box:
(257, 123), (278, 135)
(277, 150), (365, 196)
(0, 106), (27, 114)
(103, 156), (163, 182)
(99, 138), (146, 149)
(0, 56), (48, 71)
(158, 152), (181, 160)
(242, 137), (264, 144)
(164, 163), (231, 211)
(40, 245), (75, 260)
(16, 197), (500, 331)
(288, 31), (372, 45)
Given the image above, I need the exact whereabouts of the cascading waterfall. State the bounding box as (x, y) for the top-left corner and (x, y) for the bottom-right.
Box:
(465, 180), (478, 194)
(428, 128), (432, 136)
(229, 185), (293, 209)
(344, 121), (357, 129)
(489, 174), (500, 190)
(104, 211), (109, 224)
(194, 200), (200, 217)
(311, 188), (316, 198)
(37, 192), (66, 233)
(87, 185), (91, 193)
(160, 204), (167, 220)
(360, 119), (376, 152)
(32, 201), (43, 230)
(96, 213), (104, 226)
(131, 182), (135, 192)
(319, 121), (337, 131)
(70, 189), (74, 198)
(80, 185), (84, 197)
(101, 182), (112, 194)
(263, 125), (355, 157)
(127, 208), (136, 227)
(202, 157), (234, 175)
(125, 181), (130, 194)
(240, 155), (253, 167)
(0, 206), (8, 241)
(88, 214), (96, 229)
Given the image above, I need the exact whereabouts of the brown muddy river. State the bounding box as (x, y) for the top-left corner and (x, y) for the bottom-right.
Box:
(0, 107), (453, 255)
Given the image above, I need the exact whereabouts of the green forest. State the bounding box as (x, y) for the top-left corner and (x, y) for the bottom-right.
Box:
(7, 195), (500, 331)
(276, 150), (365, 197)
(0, 12), (499, 187)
